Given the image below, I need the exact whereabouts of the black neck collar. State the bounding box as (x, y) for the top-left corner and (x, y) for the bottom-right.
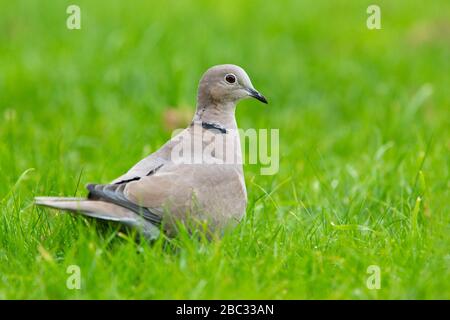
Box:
(194, 121), (227, 134)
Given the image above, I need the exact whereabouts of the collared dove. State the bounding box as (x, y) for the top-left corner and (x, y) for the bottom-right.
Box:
(35, 64), (268, 240)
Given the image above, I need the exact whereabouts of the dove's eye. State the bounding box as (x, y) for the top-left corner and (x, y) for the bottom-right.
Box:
(224, 74), (236, 84)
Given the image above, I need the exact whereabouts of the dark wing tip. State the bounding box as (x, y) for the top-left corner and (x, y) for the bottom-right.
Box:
(86, 183), (96, 190)
(86, 183), (99, 199)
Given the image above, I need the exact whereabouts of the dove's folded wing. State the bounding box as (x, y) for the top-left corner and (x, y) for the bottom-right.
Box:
(123, 164), (196, 209)
(86, 163), (195, 236)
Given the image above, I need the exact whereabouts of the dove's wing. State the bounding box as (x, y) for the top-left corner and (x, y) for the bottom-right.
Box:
(88, 163), (193, 221)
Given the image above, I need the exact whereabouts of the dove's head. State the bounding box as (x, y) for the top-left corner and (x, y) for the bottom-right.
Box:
(197, 64), (267, 107)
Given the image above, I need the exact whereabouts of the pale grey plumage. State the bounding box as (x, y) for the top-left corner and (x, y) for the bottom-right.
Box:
(34, 64), (267, 240)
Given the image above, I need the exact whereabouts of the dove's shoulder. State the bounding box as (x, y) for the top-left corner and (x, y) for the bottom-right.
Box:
(110, 128), (190, 184)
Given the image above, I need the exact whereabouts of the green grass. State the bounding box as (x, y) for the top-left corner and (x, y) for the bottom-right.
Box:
(0, 0), (449, 299)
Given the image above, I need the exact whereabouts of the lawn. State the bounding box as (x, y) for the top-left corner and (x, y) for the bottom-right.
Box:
(0, 0), (449, 299)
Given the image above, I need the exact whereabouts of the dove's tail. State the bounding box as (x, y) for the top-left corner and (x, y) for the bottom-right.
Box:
(34, 197), (160, 240)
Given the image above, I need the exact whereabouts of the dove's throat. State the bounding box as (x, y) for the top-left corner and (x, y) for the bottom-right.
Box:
(192, 101), (246, 198)
(193, 101), (238, 130)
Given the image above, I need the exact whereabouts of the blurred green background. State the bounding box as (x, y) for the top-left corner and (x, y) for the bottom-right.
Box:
(0, 0), (449, 299)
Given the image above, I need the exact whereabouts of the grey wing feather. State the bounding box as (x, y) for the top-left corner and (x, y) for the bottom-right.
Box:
(87, 183), (162, 225)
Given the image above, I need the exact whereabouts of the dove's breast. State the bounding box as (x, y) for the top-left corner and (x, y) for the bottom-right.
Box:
(149, 163), (247, 236)
(193, 164), (247, 227)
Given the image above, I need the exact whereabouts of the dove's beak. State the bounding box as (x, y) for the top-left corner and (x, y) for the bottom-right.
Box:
(247, 88), (268, 104)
